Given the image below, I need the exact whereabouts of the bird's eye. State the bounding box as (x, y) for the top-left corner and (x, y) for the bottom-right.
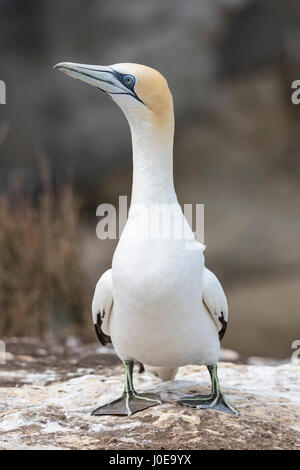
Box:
(123, 75), (135, 88)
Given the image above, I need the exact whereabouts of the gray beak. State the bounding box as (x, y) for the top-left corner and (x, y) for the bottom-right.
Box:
(54, 62), (135, 97)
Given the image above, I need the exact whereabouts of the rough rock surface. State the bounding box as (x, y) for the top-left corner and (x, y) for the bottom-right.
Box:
(0, 339), (299, 450)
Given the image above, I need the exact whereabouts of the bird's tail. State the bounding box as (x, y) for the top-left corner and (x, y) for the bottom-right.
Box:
(144, 365), (178, 381)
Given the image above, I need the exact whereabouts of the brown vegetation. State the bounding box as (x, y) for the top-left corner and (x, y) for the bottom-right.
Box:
(0, 183), (92, 340)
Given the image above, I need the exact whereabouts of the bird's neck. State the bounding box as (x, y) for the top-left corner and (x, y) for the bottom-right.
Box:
(129, 122), (177, 206)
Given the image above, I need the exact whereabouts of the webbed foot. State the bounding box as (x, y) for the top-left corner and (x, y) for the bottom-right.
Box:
(92, 391), (161, 416)
(177, 364), (239, 416)
(178, 392), (238, 415)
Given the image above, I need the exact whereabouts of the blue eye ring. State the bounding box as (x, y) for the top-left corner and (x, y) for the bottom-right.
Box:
(123, 74), (135, 89)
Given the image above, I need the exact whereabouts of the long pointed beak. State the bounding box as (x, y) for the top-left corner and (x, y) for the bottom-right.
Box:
(53, 62), (128, 95)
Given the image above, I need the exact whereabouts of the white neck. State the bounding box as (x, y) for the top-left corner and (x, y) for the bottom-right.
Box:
(129, 122), (177, 206)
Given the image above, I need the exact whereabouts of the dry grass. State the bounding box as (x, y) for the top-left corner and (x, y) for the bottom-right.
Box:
(0, 183), (92, 340)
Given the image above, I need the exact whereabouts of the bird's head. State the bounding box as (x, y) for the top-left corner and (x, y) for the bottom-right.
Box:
(54, 62), (174, 137)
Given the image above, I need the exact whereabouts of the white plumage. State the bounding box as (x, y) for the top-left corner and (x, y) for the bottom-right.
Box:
(93, 246), (227, 372)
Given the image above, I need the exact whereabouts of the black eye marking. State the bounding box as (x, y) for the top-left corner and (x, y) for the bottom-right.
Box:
(123, 74), (135, 89)
(103, 69), (145, 105)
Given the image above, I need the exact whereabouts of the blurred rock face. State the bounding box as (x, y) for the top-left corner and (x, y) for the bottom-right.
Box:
(0, 0), (300, 358)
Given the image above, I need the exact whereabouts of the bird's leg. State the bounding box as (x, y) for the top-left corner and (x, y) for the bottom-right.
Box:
(177, 364), (238, 415)
(92, 360), (161, 416)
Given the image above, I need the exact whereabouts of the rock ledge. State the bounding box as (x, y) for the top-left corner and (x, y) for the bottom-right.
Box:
(0, 340), (299, 450)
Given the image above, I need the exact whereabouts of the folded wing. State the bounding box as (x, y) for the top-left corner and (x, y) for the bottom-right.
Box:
(92, 269), (113, 345)
(202, 267), (228, 340)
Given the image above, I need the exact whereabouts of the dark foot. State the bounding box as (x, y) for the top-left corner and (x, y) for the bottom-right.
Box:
(177, 392), (238, 416)
(92, 391), (161, 416)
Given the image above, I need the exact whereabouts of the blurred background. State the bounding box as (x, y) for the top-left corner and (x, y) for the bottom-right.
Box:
(0, 0), (299, 359)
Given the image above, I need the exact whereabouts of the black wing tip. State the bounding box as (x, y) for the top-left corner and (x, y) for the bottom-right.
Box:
(94, 312), (111, 346)
(218, 312), (227, 341)
(137, 362), (145, 374)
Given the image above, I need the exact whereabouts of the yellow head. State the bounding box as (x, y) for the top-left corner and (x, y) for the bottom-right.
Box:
(54, 62), (174, 136)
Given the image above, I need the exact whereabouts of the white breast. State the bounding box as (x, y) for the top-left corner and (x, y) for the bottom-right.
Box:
(109, 206), (220, 368)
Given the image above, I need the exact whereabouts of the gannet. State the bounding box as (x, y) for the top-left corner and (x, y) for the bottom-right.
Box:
(54, 61), (238, 416)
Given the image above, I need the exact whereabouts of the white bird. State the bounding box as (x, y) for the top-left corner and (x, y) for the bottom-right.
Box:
(54, 62), (238, 416)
